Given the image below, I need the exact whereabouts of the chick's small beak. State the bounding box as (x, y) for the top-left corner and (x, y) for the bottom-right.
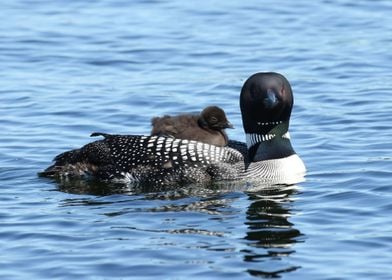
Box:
(225, 122), (234, 129)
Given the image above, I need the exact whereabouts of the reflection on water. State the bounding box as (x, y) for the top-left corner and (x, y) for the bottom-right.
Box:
(54, 178), (303, 278)
(244, 188), (302, 277)
(1, 0), (392, 277)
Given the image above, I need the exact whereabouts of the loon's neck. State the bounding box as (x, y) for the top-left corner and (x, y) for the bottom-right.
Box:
(245, 122), (295, 162)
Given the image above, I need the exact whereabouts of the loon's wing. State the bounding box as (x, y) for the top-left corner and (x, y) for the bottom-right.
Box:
(227, 140), (247, 156)
(40, 134), (244, 185)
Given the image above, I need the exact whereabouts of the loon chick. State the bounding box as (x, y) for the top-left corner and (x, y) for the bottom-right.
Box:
(40, 72), (306, 185)
(151, 106), (233, 146)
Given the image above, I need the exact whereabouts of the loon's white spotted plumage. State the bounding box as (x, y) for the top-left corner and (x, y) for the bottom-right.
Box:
(42, 133), (244, 185)
(40, 72), (306, 185)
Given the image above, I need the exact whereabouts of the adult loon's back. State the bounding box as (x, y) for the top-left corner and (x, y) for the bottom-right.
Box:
(40, 72), (306, 185)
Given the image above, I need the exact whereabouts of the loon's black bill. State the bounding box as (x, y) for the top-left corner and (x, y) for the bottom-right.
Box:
(263, 89), (279, 109)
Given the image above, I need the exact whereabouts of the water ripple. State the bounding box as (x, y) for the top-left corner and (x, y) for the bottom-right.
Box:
(1, 0), (392, 279)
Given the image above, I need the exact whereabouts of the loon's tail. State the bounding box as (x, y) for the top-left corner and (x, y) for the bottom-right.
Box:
(37, 165), (63, 177)
(38, 149), (82, 178)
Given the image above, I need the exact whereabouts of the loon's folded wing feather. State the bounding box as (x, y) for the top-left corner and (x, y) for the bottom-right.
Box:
(227, 140), (247, 157)
(40, 134), (244, 184)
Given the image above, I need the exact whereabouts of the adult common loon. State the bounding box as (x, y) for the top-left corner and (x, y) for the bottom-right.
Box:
(40, 72), (306, 185)
(151, 105), (233, 146)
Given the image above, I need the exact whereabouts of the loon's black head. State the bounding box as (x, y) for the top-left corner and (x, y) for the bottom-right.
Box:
(199, 106), (234, 130)
(240, 72), (293, 136)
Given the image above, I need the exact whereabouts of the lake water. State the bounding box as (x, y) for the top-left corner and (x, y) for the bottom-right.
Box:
(1, 0), (391, 279)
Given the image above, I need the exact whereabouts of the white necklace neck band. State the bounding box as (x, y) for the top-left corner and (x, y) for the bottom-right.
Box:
(246, 132), (290, 149)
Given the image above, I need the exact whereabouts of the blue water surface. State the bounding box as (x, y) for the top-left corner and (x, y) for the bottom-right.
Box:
(1, 0), (391, 279)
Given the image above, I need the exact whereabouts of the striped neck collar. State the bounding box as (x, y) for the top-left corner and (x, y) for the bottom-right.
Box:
(245, 121), (290, 149)
(246, 132), (290, 149)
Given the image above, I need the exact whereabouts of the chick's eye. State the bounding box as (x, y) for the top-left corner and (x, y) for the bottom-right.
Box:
(210, 117), (218, 122)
